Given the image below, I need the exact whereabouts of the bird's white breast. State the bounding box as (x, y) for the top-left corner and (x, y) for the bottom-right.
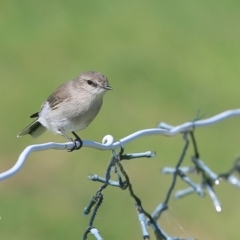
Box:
(38, 96), (103, 134)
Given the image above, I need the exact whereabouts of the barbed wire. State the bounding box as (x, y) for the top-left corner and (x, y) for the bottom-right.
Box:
(1, 108), (240, 239)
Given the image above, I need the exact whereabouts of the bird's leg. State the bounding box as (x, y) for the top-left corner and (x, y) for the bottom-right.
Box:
(56, 130), (73, 141)
(56, 130), (82, 152)
(71, 131), (83, 150)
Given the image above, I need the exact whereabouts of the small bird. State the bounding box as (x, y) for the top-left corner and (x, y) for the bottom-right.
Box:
(17, 71), (112, 150)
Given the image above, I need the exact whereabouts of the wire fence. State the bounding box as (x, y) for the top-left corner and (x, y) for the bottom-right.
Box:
(1, 109), (240, 239)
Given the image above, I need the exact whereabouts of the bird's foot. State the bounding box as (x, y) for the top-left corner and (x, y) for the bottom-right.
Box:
(67, 132), (83, 152)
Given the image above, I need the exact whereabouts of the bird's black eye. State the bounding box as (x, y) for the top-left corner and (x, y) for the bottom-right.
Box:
(87, 80), (93, 85)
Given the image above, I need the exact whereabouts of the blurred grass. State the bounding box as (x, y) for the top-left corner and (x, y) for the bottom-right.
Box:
(0, 1), (240, 239)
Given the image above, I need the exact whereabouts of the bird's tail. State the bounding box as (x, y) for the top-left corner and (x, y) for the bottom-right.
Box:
(17, 120), (46, 138)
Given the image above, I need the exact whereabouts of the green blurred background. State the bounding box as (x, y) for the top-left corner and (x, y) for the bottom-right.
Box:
(1, 1), (240, 239)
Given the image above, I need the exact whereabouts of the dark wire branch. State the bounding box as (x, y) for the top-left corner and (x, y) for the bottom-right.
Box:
(115, 153), (166, 240)
(151, 132), (190, 223)
(150, 132), (195, 240)
(163, 132), (189, 206)
(189, 131), (199, 159)
(87, 148), (167, 240)
(83, 153), (119, 240)
(83, 148), (157, 239)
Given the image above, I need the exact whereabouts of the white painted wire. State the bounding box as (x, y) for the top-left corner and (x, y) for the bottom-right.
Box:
(1, 108), (240, 181)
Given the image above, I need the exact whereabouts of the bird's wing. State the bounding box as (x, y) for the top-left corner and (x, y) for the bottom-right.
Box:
(45, 81), (72, 110)
(29, 81), (72, 118)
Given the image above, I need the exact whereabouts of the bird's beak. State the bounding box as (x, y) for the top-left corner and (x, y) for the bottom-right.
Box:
(103, 85), (113, 90)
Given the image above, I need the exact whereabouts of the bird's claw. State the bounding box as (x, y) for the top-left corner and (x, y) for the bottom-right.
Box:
(67, 138), (83, 152)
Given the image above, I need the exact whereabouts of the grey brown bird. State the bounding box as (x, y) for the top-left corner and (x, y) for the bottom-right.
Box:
(17, 71), (112, 149)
